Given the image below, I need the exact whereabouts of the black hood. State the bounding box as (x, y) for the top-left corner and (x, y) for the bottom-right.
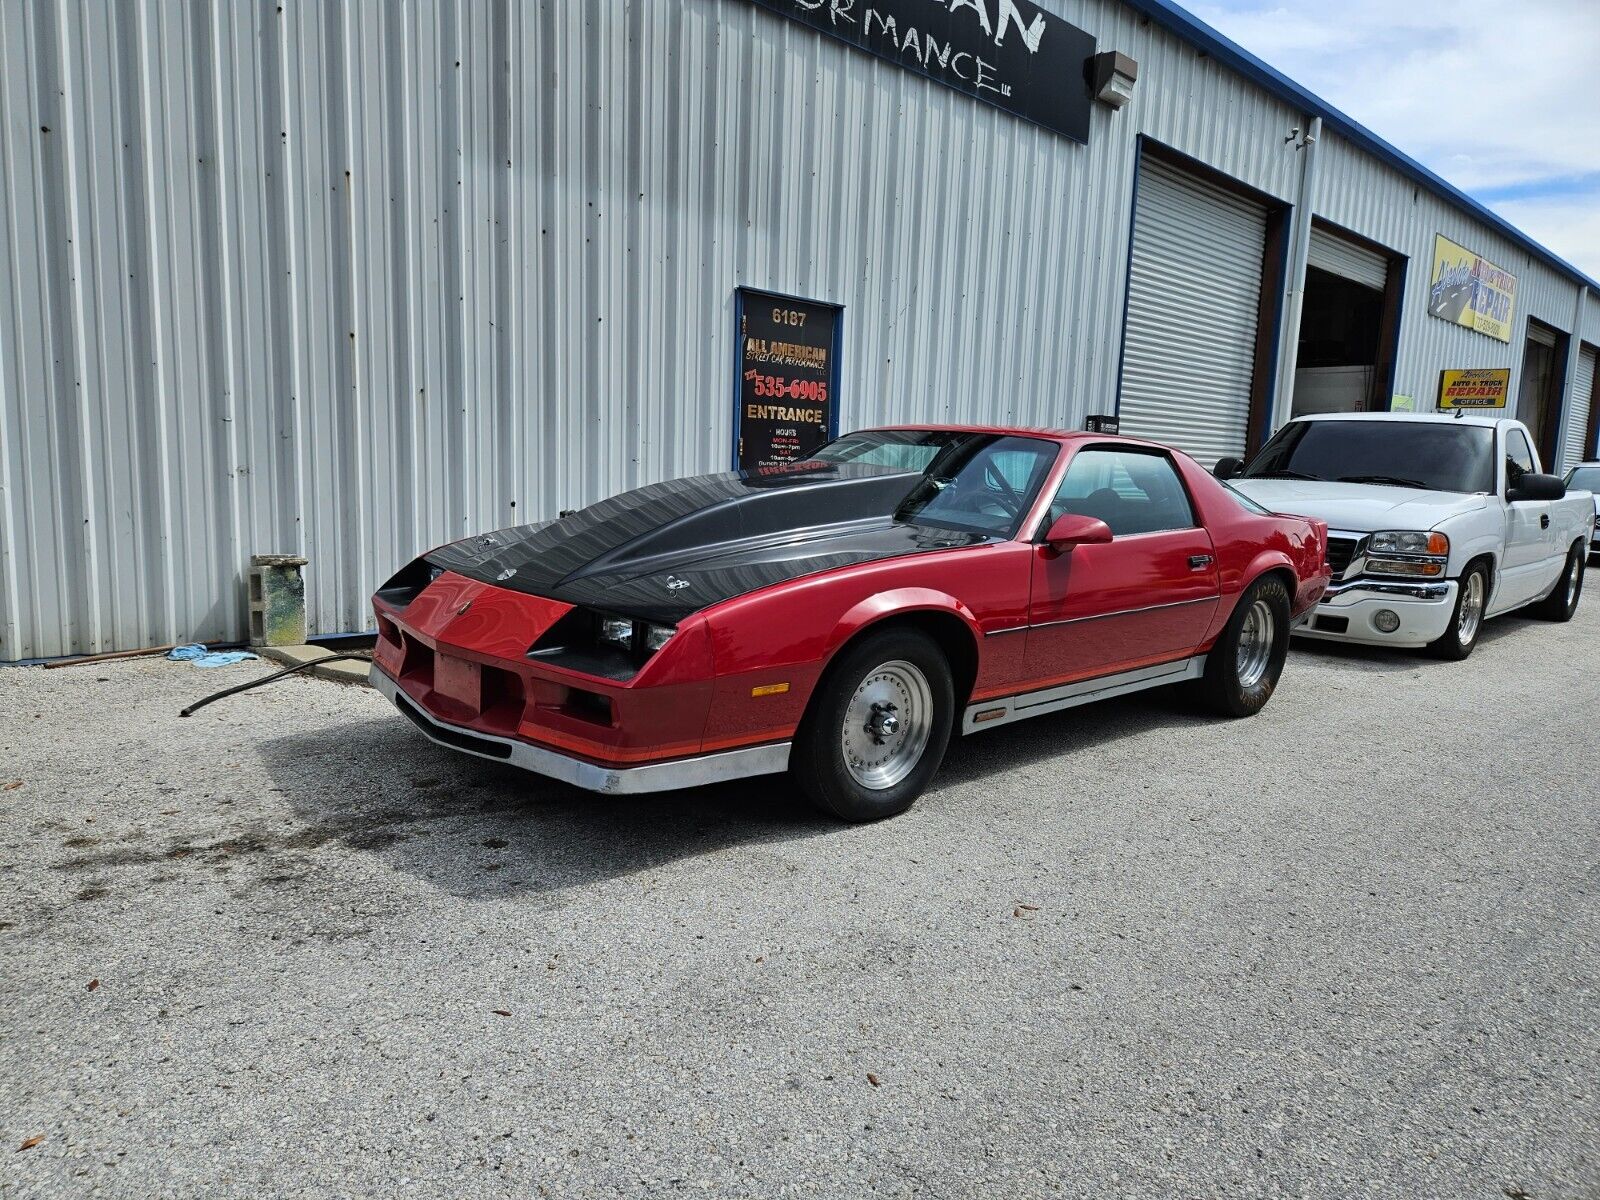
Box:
(425, 461), (995, 624)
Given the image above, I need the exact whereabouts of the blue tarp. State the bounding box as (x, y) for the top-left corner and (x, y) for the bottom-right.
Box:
(167, 643), (258, 669)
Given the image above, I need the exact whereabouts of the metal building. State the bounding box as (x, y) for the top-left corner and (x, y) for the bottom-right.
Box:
(3, 0), (1598, 661)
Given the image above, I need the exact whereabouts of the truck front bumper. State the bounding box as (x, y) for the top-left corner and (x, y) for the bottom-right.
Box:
(1292, 578), (1457, 648)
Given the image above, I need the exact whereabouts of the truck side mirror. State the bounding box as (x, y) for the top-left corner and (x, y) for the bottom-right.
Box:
(1507, 472), (1566, 502)
(1213, 457), (1244, 480)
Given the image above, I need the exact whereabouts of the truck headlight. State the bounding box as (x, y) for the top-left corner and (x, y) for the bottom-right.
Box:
(1365, 530), (1449, 579)
(1369, 530), (1448, 556)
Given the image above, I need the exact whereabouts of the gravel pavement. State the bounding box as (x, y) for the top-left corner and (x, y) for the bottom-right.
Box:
(3, 576), (1598, 1198)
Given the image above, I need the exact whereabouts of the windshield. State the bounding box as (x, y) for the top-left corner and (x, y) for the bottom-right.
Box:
(1242, 420), (1495, 494)
(1564, 465), (1600, 493)
(813, 430), (1058, 536)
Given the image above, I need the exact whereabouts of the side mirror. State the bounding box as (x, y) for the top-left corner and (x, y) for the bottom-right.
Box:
(1043, 512), (1113, 554)
(1213, 457), (1244, 480)
(1507, 472), (1566, 502)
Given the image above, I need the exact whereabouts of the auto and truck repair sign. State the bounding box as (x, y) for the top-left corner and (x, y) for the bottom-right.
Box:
(1427, 234), (1518, 343)
(1437, 368), (1511, 409)
(747, 0), (1097, 143)
(735, 289), (841, 472)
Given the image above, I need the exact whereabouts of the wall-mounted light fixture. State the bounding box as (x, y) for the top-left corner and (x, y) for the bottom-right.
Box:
(1090, 51), (1139, 109)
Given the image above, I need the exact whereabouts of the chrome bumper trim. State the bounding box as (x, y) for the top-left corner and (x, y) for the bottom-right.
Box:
(1322, 579), (1451, 602)
(372, 667), (790, 795)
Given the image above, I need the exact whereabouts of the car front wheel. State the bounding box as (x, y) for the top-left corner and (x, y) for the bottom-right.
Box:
(792, 627), (954, 822)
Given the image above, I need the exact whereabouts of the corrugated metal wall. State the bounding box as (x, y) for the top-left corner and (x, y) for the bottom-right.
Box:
(0, 0), (1591, 659)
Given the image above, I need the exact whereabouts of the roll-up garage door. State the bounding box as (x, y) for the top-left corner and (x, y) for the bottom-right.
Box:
(1308, 225), (1387, 290)
(1563, 344), (1596, 468)
(1118, 158), (1268, 467)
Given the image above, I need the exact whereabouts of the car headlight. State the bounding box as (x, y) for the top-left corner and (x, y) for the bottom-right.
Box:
(528, 609), (678, 678)
(598, 616), (636, 649)
(1365, 530), (1449, 579)
(1369, 530), (1448, 556)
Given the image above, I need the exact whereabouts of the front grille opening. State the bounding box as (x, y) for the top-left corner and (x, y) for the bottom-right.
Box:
(562, 688), (614, 727)
(1313, 615), (1350, 634)
(1325, 537), (1360, 579)
(377, 613), (401, 648)
(480, 665), (527, 734)
(399, 634), (434, 687)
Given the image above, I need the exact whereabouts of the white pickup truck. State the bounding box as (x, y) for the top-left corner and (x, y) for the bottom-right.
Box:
(1220, 413), (1594, 659)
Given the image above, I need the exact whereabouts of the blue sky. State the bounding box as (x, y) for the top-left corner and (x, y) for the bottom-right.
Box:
(1190, 0), (1600, 278)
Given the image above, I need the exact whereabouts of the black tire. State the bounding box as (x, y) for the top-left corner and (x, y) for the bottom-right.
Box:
(1196, 575), (1292, 718)
(1530, 545), (1585, 622)
(1426, 561), (1490, 660)
(791, 627), (954, 822)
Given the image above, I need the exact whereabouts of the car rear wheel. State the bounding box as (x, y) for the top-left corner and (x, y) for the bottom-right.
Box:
(1427, 562), (1488, 660)
(791, 627), (954, 822)
(1531, 546), (1585, 622)
(1196, 575), (1290, 717)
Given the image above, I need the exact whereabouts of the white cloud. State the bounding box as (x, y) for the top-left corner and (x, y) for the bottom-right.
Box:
(1489, 195), (1600, 281)
(1191, 0), (1600, 275)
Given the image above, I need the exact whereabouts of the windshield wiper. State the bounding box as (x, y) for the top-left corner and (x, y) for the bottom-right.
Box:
(1247, 469), (1320, 481)
(1337, 474), (1428, 489)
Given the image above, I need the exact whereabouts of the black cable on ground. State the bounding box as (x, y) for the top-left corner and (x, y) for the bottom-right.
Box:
(179, 654), (373, 718)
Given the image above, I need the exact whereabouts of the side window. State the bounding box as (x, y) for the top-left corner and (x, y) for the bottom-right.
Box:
(1505, 429), (1535, 490)
(1047, 449), (1196, 537)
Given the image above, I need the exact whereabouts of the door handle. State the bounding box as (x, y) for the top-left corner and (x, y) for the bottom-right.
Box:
(1188, 554), (1214, 570)
(1540, 513), (1550, 529)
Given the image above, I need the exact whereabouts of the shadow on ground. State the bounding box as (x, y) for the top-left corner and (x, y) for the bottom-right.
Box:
(241, 683), (1230, 898)
(1286, 607), (1544, 673)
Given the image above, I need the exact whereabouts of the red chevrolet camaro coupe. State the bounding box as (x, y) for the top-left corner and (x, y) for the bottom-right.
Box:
(371, 427), (1329, 820)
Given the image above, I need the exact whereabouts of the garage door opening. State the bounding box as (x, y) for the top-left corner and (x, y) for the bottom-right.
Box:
(1290, 223), (1402, 416)
(1519, 319), (1569, 467)
(1117, 149), (1286, 466)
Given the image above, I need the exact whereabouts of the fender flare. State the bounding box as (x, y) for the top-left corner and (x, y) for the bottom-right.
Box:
(822, 588), (985, 659)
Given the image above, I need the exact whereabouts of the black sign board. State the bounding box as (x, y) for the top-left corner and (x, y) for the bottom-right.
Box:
(734, 289), (842, 473)
(748, 0), (1096, 143)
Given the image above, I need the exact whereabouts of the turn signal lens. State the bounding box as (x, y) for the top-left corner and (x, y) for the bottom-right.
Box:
(1366, 557), (1444, 577)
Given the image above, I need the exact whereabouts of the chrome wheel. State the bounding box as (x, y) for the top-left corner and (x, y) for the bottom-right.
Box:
(1458, 570), (1485, 645)
(1235, 598), (1276, 690)
(1566, 554), (1582, 607)
(840, 660), (933, 790)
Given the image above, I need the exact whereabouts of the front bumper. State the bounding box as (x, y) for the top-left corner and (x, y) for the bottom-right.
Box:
(1292, 578), (1458, 648)
(372, 667), (790, 794)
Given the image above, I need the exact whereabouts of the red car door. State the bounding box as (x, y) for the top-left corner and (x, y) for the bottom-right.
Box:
(1024, 447), (1220, 688)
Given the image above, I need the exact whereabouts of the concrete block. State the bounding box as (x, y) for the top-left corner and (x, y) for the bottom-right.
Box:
(248, 554), (308, 647)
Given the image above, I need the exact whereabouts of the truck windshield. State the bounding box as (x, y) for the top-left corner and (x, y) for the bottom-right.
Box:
(1565, 465), (1600, 493)
(814, 430), (1059, 537)
(1243, 421), (1496, 494)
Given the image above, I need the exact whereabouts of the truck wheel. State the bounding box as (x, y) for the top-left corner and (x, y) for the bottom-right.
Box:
(1196, 575), (1290, 718)
(791, 627), (954, 822)
(1531, 546), (1585, 622)
(1426, 562), (1488, 660)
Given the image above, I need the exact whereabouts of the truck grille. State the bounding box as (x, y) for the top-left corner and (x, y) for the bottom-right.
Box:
(1325, 536), (1361, 579)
